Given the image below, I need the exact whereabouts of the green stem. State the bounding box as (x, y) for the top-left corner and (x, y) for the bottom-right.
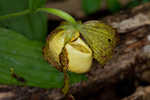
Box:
(37, 8), (77, 25)
(0, 9), (30, 21)
(0, 8), (77, 26)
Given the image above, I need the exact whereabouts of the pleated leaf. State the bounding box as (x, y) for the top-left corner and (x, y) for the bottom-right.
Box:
(0, 28), (86, 88)
(0, 0), (47, 41)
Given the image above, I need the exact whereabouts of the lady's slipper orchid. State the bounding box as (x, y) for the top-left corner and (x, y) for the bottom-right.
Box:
(43, 21), (117, 74)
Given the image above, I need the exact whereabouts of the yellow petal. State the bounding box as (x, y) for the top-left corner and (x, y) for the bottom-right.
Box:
(65, 38), (92, 73)
(48, 30), (65, 63)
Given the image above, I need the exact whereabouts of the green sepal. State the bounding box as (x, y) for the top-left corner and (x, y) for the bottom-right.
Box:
(80, 20), (118, 65)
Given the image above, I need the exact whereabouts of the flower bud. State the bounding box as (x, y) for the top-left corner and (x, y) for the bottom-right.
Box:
(43, 23), (93, 73)
(43, 20), (118, 73)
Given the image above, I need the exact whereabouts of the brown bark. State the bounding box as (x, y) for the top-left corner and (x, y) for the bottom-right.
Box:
(122, 86), (150, 100)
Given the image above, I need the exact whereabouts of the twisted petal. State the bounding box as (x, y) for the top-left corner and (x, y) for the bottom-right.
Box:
(80, 20), (118, 65)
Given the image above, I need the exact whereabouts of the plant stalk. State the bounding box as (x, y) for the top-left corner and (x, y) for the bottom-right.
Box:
(37, 8), (77, 25)
(0, 9), (30, 21)
(0, 8), (78, 26)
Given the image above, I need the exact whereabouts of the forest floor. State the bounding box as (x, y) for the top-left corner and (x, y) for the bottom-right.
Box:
(0, 1), (150, 100)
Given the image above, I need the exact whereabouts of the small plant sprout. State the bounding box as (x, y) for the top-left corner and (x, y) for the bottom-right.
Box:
(43, 20), (117, 74)
(42, 9), (118, 94)
(0, 6), (118, 95)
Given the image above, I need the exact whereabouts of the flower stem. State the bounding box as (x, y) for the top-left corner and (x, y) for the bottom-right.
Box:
(37, 8), (77, 25)
(0, 8), (77, 26)
(0, 9), (30, 21)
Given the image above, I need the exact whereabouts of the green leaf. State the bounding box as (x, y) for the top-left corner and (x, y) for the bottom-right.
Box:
(0, 0), (47, 42)
(29, 0), (47, 11)
(0, 28), (86, 88)
(126, 0), (141, 8)
(106, 0), (121, 13)
(126, 0), (150, 9)
(142, 0), (150, 3)
(82, 0), (102, 14)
